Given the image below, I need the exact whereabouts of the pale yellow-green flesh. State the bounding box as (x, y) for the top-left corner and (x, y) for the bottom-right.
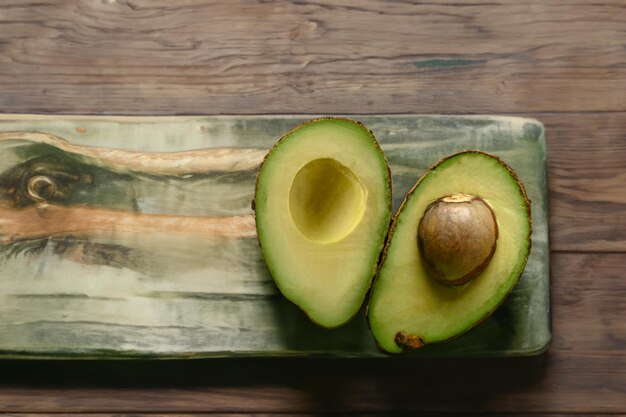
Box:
(289, 158), (367, 243)
(256, 119), (391, 328)
(368, 153), (531, 353)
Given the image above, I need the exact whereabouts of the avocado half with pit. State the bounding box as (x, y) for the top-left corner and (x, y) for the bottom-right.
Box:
(254, 118), (392, 328)
(367, 151), (531, 353)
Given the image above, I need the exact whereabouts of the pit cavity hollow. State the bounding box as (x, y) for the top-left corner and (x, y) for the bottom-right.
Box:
(289, 158), (367, 243)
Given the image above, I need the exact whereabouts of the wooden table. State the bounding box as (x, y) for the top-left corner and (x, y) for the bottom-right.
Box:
(0, 1), (624, 415)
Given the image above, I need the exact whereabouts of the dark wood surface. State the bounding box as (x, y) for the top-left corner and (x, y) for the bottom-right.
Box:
(0, 1), (624, 415)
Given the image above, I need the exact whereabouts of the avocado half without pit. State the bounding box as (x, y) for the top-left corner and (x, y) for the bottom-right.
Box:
(367, 151), (531, 353)
(254, 118), (392, 328)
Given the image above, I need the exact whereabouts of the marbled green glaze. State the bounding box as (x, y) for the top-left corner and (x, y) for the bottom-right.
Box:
(0, 115), (550, 358)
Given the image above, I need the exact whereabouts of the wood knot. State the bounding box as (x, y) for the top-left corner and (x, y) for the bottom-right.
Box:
(289, 20), (320, 40)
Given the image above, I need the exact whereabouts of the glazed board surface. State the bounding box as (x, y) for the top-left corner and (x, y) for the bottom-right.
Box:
(0, 115), (550, 358)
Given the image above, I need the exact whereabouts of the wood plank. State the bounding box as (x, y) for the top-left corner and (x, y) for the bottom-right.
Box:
(550, 253), (625, 356)
(0, 253), (623, 414)
(0, 115), (550, 359)
(0, 355), (623, 413)
(0, 1), (624, 114)
(542, 113), (626, 252)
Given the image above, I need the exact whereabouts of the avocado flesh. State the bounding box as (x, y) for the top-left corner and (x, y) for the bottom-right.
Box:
(255, 118), (392, 328)
(368, 151), (531, 353)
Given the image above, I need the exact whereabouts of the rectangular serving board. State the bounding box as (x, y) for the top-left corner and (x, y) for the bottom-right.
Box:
(0, 115), (550, 358)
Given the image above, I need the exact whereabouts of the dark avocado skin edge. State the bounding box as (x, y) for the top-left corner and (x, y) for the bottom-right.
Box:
(253, 117), (393, 329)
(366, 150), (533, 354)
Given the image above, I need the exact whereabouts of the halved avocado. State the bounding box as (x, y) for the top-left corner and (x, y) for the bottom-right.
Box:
(255, 118), (392, 328)
(367, 151), (531, 353)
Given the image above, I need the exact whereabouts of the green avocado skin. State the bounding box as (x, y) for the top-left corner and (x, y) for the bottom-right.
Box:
(367, 151), (532, 354)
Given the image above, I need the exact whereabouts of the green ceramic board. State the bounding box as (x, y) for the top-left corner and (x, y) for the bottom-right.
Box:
(0, 115), (550, 358)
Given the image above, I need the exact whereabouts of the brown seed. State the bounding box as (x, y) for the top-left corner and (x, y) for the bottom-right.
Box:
(417, 194), (498, 285)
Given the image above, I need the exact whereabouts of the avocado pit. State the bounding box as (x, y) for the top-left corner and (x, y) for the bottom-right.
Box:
(418, 193), (498, 285)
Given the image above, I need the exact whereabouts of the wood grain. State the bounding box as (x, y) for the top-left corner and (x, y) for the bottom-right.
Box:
(0, 252), (623, 414)
(0, 0), (624, 114)
(0, 204), (256, 243)
(0, 130), (267, 174)
(542, 112), (626, 252)
(0, 356), (623, 414)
